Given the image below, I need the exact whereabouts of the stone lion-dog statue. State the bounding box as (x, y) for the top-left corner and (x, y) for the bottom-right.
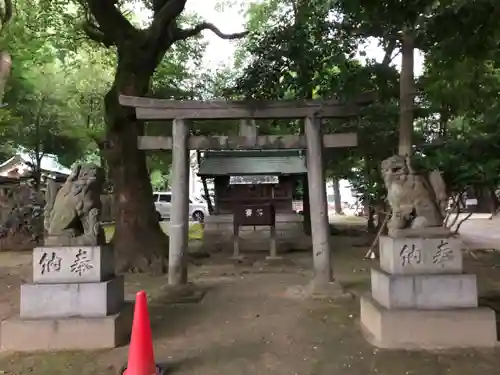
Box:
(44, 163), (106, 246)
(381, 155), (449, 237)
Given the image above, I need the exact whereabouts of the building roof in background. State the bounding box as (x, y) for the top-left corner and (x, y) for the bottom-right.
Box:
(198, 150), (307, 176)
(0, 148), (71, 176)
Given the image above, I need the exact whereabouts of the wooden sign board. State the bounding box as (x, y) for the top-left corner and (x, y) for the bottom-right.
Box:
(233, 203), (275, 227)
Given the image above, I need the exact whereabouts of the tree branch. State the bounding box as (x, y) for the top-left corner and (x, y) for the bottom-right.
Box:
(85, 0), (138, 46)
(175, 22), (248, 42)
(81, 22), (115, 47)
(452, 211), (472, 235)
(90, 134), (108, 151)
(149, 0), (188, 38)
(381, 37), (398, 66)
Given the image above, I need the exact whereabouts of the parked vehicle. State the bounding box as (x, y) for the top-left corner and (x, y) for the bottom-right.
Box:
(152, 192), (209, 222)
(292, 200), (304, 214)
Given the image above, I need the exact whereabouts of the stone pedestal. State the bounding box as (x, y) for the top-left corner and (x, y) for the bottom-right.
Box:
(0, 245), (132, 351)
(360, 235), (497, 349)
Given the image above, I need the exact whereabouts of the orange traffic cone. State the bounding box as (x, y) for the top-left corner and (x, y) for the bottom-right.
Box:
(122, 291), (161, 375)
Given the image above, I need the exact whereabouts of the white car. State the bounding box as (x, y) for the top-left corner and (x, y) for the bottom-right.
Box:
(152, 192), (209, 222)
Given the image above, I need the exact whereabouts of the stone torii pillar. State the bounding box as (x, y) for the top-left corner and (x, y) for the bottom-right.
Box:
(304, 116), (345, 298)
(304, 116), (332, 283)
(168, 118), (190, 285)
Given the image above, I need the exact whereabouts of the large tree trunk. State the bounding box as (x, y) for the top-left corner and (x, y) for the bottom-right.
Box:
(201, 177), (214, 215)
(103, 50), (169, 274)
(332, 179), (343, 215)
(366, 205), (375, 232)
(475, 187), (498, 214)
(196, 150), (214, 214)
(82, 0), (247, 275)
(0, 52), (11, 105)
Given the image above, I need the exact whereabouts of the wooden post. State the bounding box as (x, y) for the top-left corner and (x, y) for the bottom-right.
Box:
(239, 119), (257, 140)
(305, 116), (332, 284)
(231, 222), (243, 260)
(267, 224), (279, 259)
(168, 119), (190, 285)
(267, 186), (280, 260)
(302, 175), (311, 235)
(229, 118), (256, 261)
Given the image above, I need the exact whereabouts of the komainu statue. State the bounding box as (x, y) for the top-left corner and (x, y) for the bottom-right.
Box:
(381, 155), (450, 237)
(44, 163), (106, 246)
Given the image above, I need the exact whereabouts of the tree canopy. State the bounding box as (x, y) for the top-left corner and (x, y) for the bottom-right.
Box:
(231, 0), (500, 221)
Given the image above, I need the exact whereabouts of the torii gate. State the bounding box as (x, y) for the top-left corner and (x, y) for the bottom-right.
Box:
(119, 93), (374, 293)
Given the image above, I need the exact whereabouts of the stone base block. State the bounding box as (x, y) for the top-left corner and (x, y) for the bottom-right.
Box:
(0, 307), (133, 351)
(20, 276), (124, 318)
(360, 295), (497, 349)
(379, 236), (463, 275)
(371, 268), (478, 309)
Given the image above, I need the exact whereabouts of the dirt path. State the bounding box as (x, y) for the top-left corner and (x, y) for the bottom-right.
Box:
(1, 240), (500, 374)
(150, 273), (320, 375)
(458, 216), (500, 250)
(108, 253), (500, 375)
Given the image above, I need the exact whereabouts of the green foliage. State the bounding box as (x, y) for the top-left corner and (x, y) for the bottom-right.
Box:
(232, 0), (403, 204)
(150, 169), (169, 191)
(0, 0), (211, 190)
(0, 0), (116, 178)
(230, 0), (500, 210)
(0, 0), (499, 215)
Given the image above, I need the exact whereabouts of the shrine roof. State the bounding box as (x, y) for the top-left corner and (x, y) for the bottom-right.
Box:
(198, 150), (307, 176)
